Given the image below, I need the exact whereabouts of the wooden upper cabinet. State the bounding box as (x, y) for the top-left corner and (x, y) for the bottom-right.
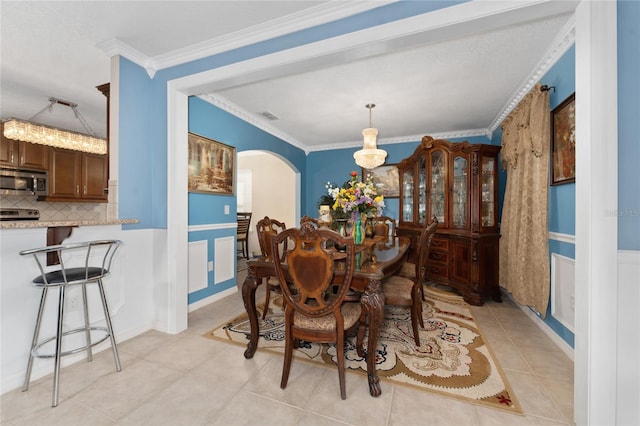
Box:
(47, 148), (107, 202)
(48, 148), (81, 199)
(1, 122), (49, 170)
(82, 153), (108, 200)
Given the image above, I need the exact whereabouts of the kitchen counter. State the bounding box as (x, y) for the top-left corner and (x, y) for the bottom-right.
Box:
(0, 218), (139, 229)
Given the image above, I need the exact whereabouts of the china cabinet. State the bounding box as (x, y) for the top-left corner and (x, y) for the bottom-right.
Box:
(396, 136), (501, 305)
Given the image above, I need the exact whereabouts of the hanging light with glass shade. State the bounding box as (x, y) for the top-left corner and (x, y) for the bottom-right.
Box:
(353, 103), (387, 169)
(2, 97), (107, 155)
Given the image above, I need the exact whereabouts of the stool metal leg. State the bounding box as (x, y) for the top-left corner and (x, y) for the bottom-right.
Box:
(23, 287), (48, 392)
(52, 286), (66, 407)
(81, 283), (93, 362)
(97, 279), (121, 371)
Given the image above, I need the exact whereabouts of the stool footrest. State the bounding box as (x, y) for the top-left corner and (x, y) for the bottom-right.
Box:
(32, 326), (111, 358)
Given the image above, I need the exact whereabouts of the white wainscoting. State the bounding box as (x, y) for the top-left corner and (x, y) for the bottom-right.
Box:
(551, 253), (576, 332)
(188, 240), (208, 293)
(214, 236), (235, 284)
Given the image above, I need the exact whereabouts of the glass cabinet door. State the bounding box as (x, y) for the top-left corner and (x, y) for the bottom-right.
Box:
(402, 168), (414, 222)
(452, 155), (468, 227)
(429, 150), (446, 223)
(481, 156), (496, 227)
(418, 155), (427, 224)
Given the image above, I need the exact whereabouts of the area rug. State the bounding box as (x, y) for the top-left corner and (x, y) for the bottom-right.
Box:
(204, 286), (522, 414)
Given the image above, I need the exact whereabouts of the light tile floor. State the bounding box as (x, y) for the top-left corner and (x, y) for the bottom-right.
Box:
(1, 263), (575, 425)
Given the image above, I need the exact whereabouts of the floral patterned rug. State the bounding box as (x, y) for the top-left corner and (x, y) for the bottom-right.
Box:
(205, 286), (522, 414)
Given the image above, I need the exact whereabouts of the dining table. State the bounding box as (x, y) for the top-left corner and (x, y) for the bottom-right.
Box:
(241, 235), (410, 397)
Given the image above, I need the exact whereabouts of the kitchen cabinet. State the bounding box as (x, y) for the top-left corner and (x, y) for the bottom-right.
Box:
(47, 148), (108, 202)
(396, 136), (501, 305)
(0, 124), (49, 170)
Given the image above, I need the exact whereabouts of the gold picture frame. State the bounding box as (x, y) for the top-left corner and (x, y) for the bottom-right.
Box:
(188, 132), (236, 195)
(362, 164), (399, 198)
(550, 93), (576, 185)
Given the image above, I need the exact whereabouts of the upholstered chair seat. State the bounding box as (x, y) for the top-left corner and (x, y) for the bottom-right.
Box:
(293, 302), (361, 331)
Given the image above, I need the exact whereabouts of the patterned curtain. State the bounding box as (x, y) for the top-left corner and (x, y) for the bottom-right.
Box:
(499, 84), (550, 316)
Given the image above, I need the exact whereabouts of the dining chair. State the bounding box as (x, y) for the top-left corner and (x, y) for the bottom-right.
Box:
(256, 216), (287, 319)
(381, 217), (438, 346)
(374, 215), (396, 242)
(270, 221), (359, 400)
(300, 215), (320, 227)
(397, 216), (438, 284)
(237, 212), (252, 259)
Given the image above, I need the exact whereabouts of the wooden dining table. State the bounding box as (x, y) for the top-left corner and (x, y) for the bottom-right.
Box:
(241, 235), (410, 397)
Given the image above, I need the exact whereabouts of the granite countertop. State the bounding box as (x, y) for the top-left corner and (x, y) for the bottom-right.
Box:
(0, 218), (139, 229)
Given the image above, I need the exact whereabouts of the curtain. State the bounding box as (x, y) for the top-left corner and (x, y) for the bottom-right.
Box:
(499, 84), (550, 316)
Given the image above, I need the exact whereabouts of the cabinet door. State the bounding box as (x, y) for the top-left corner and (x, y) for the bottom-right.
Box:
(417, 154), (427, 225)
(428, 149), (447, 225)
(451, 154), (469, 229)
(480, 155), (497, 229)
(49, 148), (81, 199)
(450, 238), (471, 284)
(82, 154), (108, 200)
(0, 137), (16, 167)
(20, 142), (49, 170)
(401, 167), (414, 223)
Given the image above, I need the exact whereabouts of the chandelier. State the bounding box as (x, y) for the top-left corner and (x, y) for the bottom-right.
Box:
(353, 103), (387, 169)
(2, 97), (107, 155)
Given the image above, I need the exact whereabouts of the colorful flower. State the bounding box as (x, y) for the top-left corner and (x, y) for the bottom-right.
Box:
(327, 171), (385, 221)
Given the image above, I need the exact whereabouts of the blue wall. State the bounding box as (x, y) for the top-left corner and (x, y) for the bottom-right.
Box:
(545, 46), (577, 236)
(618, 0), (640, 251)
(186, 97), (306, 302)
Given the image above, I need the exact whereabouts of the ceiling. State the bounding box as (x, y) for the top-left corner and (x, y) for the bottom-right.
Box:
(0, 1), (578, 152)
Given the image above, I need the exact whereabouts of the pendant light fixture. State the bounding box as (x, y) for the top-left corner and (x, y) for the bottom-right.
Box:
(3, 97), (107, 155)
(353, 103), (387, 169)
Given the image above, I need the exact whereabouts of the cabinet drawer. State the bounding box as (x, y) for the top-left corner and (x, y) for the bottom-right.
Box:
(430, 237), (449, 250)
(427, 263), (449, 279)
(429, 250), (449, 264)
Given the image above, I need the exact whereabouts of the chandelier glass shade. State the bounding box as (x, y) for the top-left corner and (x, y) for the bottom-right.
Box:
(353, 104), (387, 169)
(3, 119), (107, 155)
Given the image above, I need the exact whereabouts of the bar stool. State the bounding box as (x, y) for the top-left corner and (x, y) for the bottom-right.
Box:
(20, 240), (123, 407)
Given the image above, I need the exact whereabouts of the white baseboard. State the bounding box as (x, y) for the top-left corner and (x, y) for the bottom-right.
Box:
(188, 286), (238, 312)
(507, 293), (575, 361)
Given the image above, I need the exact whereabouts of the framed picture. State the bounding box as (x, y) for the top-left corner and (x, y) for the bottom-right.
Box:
(188, 132), (236, 195)
(550, 92), (576, 185)
(362, 164), (399, 198)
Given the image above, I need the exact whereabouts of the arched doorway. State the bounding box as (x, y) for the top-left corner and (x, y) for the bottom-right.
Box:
(237, 151), (298, 258)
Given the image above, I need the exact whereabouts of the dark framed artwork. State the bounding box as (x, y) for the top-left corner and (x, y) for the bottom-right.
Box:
(362, 164), (400, 198)
(188, 132), (236, 195)
(550, 92), (576, 185)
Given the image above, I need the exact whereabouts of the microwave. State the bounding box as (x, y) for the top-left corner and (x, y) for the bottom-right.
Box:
(0, 168), (48, 196)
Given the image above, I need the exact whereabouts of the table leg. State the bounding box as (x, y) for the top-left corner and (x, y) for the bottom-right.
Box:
(360, 279), (384, 397)
(242, 267), (260, 359)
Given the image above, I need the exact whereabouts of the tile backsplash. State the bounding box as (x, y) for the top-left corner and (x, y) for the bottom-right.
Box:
(0, 195), (108, 221)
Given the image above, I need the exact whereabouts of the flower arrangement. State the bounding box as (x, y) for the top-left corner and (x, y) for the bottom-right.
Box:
(327, 171), (385, 221)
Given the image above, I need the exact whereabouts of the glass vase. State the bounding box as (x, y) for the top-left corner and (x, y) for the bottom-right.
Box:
(334, 219), (348, 252)
(352, 214), (365, 245)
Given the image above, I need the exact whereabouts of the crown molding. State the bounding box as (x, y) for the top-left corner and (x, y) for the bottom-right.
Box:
(96, 38), (158, 78)
(488, 14), (576, 134)
(160, 1), (575, 153)
(97, 1), (393, 79)
(199, 94), (310, 154)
